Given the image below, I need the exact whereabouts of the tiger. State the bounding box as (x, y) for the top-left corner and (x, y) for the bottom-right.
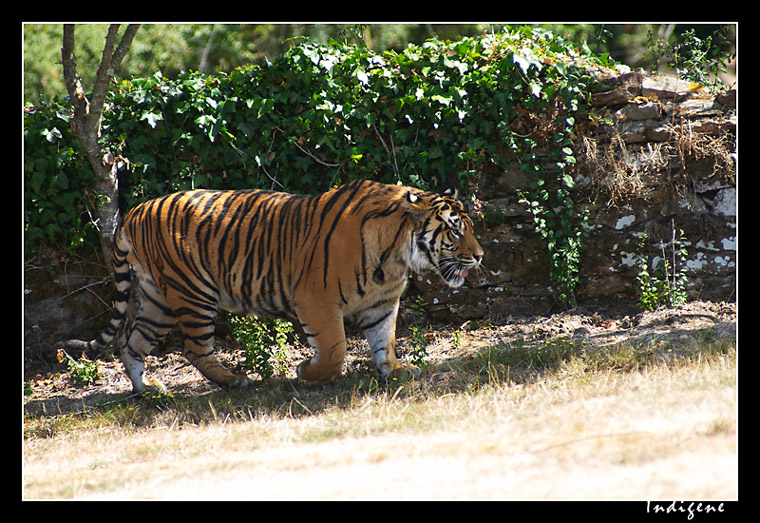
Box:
(62, 179), (484, 393)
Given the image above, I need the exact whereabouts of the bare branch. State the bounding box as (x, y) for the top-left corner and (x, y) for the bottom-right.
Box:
(112, 25), (140, 69)
(88, 25), (120, 131)
(61, 25), (88, 119)
(89, 24), (141, 134)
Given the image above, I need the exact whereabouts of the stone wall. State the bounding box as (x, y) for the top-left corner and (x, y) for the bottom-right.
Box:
(403, 69), (736, 324)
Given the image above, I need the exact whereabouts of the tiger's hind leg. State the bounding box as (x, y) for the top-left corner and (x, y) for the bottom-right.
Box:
(171, 297), (254, 390)
(120, 269), (178, 394)
(181, 334), (254, 389)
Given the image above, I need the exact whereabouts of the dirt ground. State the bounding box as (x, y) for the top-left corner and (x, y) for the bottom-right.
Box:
(24, 300), (736, 413)
(23, 300), (738, 500)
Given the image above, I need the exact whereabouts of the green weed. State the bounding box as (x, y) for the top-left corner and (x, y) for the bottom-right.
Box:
(228, 316), (292, 380)
(407, 296), (430, 367)
(56, 348), (100, 386)
(635, 223), (689, 311)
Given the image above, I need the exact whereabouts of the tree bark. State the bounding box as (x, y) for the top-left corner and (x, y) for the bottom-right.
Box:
(61, 24), (139, 279)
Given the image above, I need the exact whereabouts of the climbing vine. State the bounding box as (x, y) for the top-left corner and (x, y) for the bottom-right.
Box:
(502, 27), (595, 306)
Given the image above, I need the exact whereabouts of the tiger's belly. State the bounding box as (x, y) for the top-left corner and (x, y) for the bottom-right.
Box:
(217, 286), (296, 322)
(216, 261), (409, 329)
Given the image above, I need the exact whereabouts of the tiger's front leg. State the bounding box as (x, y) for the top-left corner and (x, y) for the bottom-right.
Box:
(295, 305), (347, 383)
(360, 300), (421, 381)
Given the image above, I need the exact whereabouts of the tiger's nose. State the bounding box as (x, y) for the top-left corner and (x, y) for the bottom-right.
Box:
(473, 253), (483, 265)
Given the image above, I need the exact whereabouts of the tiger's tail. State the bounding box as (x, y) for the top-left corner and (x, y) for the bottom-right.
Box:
(58, 228), (132, 354)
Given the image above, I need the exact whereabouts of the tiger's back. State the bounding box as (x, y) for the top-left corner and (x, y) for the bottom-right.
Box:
(68, 179), (483, 392)
(125, 188), (315, 321)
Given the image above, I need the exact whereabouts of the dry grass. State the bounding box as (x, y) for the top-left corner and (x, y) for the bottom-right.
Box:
(23, 302), (737, 500)
(577, 122), (735, 206)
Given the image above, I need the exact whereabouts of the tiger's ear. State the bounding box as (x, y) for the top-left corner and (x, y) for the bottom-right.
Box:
(443, 186), (459, 200)
(403, 190), (429, 219)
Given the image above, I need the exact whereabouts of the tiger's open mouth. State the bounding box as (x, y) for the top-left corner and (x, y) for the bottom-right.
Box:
(437, 259), (477, 288)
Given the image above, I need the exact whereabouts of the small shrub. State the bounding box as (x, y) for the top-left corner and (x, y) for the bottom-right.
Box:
(228, 316), (292, 380)
(56, 348), (100, 386)
(647, 25), (736, 92)
(635, 223), (689, 311)
(408, 325), (429, 369)
(407, 295), (430, 367)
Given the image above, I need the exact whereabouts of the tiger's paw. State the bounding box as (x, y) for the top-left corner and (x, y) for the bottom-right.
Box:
(131, 377), (168, 398)
(228, 375), (255, 389)
(296, 360), (342, 383)
(145, 377), (168, 394)
(387, 364), (421, 381)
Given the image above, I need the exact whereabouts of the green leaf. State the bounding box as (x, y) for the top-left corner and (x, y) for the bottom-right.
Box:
(356, 69), (369, 86)
(561, 174), (575, 188)
(512, 53), (530, 75)
(431, 94), (452, 107)
(529, 81), (542, 98)
(140, 111), (164, 129)
(513, 49), (542, 76)
(42, 127), (62, 143)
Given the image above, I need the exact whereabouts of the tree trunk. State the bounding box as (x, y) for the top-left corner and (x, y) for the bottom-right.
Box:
(61, 24), (139, 279)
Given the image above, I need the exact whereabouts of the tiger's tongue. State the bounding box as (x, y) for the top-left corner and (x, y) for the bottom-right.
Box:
(461, 269), (469, 278)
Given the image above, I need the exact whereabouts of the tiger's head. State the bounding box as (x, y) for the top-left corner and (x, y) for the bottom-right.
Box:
(404, 188), (484, 288)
